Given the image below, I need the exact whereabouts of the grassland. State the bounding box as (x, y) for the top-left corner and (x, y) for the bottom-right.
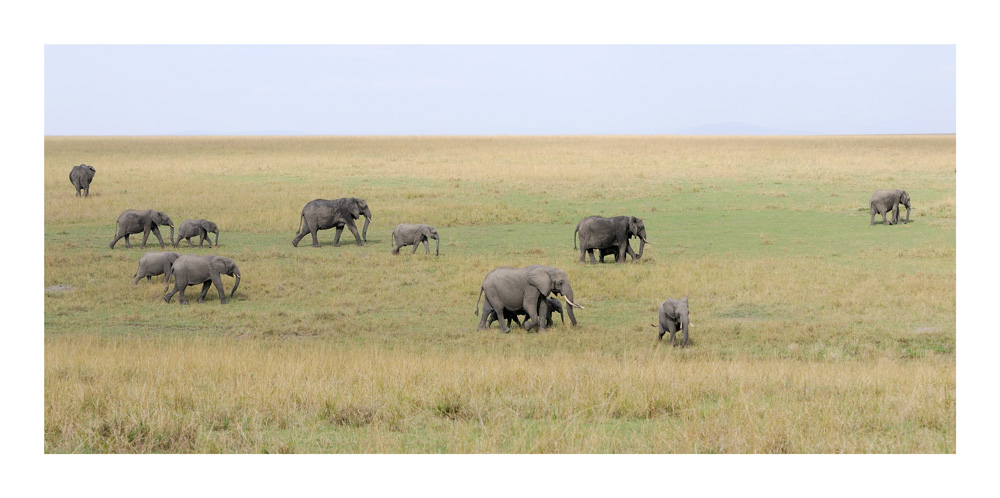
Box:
(44, 135), (955, 453)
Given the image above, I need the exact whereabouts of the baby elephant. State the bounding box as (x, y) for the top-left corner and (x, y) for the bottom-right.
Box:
(175, 219), (220, 248)
(656, 297), (691, 347)
(132, 251), (182, 287)
(484, 297), (564, 330)
(391, 223), (439, 255)
(164, 254), (241, 305)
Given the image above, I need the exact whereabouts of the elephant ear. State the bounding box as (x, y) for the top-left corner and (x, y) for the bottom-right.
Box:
(527, 268), (553, 296)
(421, 226), (432, 238)
(210, 257), (230, 275)
(200, 219), (213, 232)
(350, 200), (361, 218)
(629, 217), (639, 237)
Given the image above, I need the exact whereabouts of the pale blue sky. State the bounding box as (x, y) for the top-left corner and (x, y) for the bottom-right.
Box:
(45, 45), (955, 135)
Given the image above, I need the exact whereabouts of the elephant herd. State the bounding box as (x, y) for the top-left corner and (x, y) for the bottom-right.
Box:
(72, 163), (912, 344)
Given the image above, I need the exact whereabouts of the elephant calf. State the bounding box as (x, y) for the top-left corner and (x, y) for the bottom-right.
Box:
(133, 251), (182, 287)
(164, 254), (241, 305)
(656, 297), (691, 347)
(391, 223), (439, 255)
(483, 297), (564, 329)
(175, 219), (220, 248)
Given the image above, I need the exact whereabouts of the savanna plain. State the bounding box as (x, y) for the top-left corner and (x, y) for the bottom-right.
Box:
(44, 135), (955, 453)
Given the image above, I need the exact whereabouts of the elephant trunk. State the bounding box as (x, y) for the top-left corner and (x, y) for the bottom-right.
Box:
(230, 267), (241, 297)
(637, 238), (646, 259)
(905, 205), (911, 224)
(362, 215), (371, 242)
(168, 225), (175, 246)
(562, 286), (581, 326)
(435, 236), (440, 256)
(214, 231), (220, 247)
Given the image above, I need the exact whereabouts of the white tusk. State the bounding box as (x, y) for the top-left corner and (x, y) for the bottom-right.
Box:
(564, 297), (585, 309)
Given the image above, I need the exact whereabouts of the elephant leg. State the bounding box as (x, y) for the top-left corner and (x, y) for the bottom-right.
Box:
(198, 282), (211, 302)
(147, 275), (152, 283)
(579, 246), (587, 263)
(140, 227), (151, 248)
(345, 221), (363, 246)
(522, 294), (543, 332)
(483, 292), (509, 333)
(211, 275), (228, 304)
(164, 281), (181, 303)
(667, 322), (679, 346)
(587, 249), (597, 264)
(882, 211), (889, 225)
(124, 234), (132, 248)
(537, 299), (549, 332)
(178, 286), (189, 305)
(617, 244), (627, 264)
(657, 323), (666, 341)
(84, 186), (89, 197)
(332, 227), (344, 247)
(109, 234), (122, 249)
(151, 227), (165, 248)
(625, 244), (638, 262)
(132, 272), (143, 285)
(423, 240), (430, 254)
(411, 241), (419, 254)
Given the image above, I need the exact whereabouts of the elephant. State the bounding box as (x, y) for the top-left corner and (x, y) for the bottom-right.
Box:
(870, 189), (911, 226)
(69, 164), (96, 197)
(175, 219), (220, 248)
(163, 254), (241, 305)
(483, 296), (564, 329)
(475, 265), (583, 333)
(132, 251), (182, 287)
(656, 297), (691, 347)
(575, 215), (649, 264)
(292, 197), (372, 247)
(109, 209), (174, 249)
(391, 223), (439, 255)
(597, 240), (639, 263)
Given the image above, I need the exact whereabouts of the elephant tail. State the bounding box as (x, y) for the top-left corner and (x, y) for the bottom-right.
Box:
(573, 224), (579, 249)
(474, 287), (484, 316)
(296, 212), (305, 235)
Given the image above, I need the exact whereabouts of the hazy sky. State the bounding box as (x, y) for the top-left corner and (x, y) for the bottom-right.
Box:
(44, 45), (955, 135)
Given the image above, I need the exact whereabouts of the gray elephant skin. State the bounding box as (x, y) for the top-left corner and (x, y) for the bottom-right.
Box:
(870, 189), (911, 226)
(69, 164), (96, 197)
(175, 219), (220, 248)
(133, 251), (182, 287)
(292, 197), (372, 247)
(163, 254), (241, 305)
(475, 265), (583, 333)
(109, 209), (175, 249)
(656, 297), (691, 347)
(483, 296), (564, 330)
(575, 215), (649, 264)
(391, 223), (439, 255)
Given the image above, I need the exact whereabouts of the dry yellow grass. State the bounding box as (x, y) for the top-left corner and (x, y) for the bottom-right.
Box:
(44, 135), (955, 453)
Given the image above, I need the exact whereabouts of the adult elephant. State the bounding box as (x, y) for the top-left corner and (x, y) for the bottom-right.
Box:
(483, 296), (564, 330)
(475, 265), (583, 333)
(870, 189), (911, 226)
(163, 254), (241, 305)
(655, 297), (691, 347)
(132, 251), (182, 286)
(292, 197), (372, 247)
(175, 219), (220, 248)
(391, 223), (439, 255)
(69, 164), (96, 197)
(575, 215), (649, 264)
(109, 209), (174, 249)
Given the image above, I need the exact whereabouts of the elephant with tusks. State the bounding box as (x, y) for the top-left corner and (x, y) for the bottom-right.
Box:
(292, 197), (372, 247)
(575, 215), (649, 264)
(475, 265), (583, 333)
